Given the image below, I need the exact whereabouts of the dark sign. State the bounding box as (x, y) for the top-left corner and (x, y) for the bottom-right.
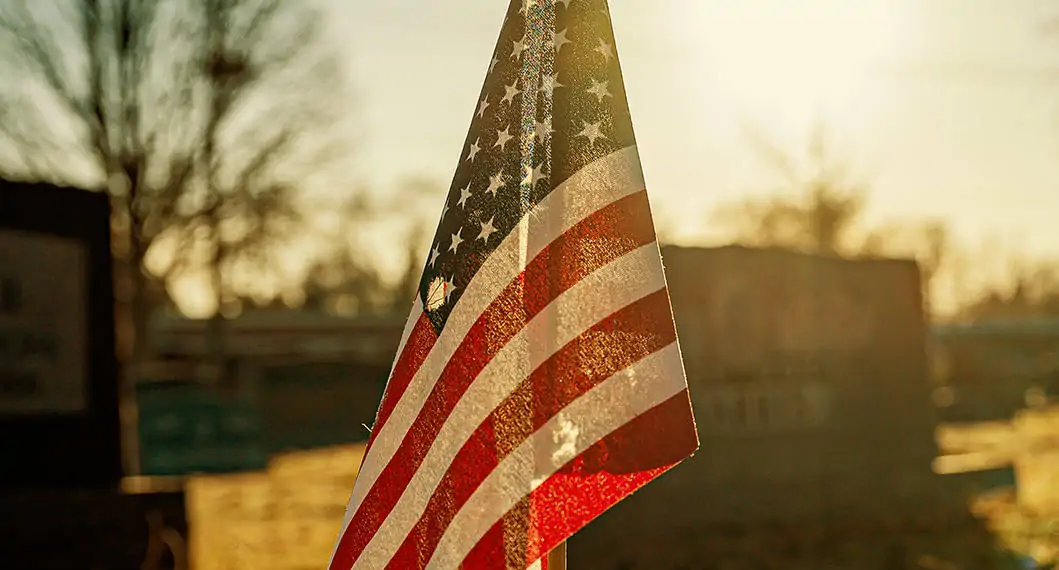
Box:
(0, 229), (89, 414)
(0, 181), (121, 491)
(136, 372), (267, 476)
(1, 488), (187, 570)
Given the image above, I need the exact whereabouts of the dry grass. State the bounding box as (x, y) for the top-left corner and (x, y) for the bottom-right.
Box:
(936, 422), (1018, 455)
(182, 408), (1059, 569)
(187, 444), (365, 570)
(946, 406), (1059, 565)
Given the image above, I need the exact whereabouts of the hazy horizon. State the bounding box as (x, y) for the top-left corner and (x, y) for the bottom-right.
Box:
(328, 0), (1059, 262)
(5, 0), (1059, 318)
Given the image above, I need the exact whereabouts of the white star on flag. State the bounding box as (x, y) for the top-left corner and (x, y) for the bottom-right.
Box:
(577, 120), (607, 145)
(587, 78), (612, 102)
(485, 171), (506, 196)
(457, 184), (473, 208)
(522, 164), (547, 188)
(495, 127), (515, 151)
(448, 228), (464, 253)
(477, 217), (498, 244)
(539, 72), (563, 97)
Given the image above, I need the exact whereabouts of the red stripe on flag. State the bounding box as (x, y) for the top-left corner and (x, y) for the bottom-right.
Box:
(383, 288), (675, 570)
(330, 190), (653, 568)
(461, 512), (508, 570)
(466, 391), (698, 569)
(521, 190), (654, 317)
(459, 494), (551, 570)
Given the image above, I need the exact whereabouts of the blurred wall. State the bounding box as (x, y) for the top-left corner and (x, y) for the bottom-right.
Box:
(150, 311), (403, 453)
(1014, 405), (1059, 514)
(574, 245), (967, 568)
(931, 322), (1059, 423)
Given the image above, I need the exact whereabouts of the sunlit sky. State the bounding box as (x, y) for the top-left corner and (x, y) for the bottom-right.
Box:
(324, 0), (1059, 263)
(11, 0), (1054, 316)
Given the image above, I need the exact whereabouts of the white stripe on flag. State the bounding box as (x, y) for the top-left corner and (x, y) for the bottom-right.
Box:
(424, 342), (686, 570)
(394, 295), (424, 362)
(344, 145), (646, 519)
(351, 243), (667, 568)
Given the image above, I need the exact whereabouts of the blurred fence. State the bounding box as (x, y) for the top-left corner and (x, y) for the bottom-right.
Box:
(132, 358), (387, 477)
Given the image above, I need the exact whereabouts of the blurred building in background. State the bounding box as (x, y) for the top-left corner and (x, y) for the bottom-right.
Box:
(103, 241), (1048, 569)
(572, 245), (1003, 569)
(0, 180), (190, 570)
(131, 311), (402, 477)
(150, 311), (403, 366)
(931, 318), (1059, 423)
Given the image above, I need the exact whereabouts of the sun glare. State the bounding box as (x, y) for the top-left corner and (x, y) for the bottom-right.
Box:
(686, 0), (909, 118)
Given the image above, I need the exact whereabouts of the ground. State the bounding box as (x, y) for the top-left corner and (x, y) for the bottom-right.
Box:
(187, 444), (364, 570)
(182, 412), (1059, 569)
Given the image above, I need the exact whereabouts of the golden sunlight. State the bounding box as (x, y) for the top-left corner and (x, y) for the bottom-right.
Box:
(687, 0), (911, 117)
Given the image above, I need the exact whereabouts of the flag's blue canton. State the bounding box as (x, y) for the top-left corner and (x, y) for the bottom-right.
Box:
(418, 0), (639, 334)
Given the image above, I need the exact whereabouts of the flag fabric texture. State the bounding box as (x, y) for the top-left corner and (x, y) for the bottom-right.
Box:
(329, 1), (698, 568)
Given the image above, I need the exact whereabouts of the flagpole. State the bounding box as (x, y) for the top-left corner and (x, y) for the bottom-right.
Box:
(548, 541), (567, 569)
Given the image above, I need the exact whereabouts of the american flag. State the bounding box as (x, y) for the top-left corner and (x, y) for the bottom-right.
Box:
(329, 1), (698, 568)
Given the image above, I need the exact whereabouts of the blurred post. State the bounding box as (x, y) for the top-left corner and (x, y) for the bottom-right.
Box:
(203, 0), (225, 377)
(548, 541), (567, 569)
(203, 0), (246, 383)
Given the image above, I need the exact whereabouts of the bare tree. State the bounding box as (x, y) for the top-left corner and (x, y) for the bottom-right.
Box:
(391, 223), (429, 312)
(297, 177), (439, 317)
(710, 125), (868, 256)
(710, 125), (968, 316)
(384, 177), (440, 313)
(0, 0), (350, 363)
(961, 258), (1059, 321)
(300, 190), (388, 315)
(860, 220), (958, 316)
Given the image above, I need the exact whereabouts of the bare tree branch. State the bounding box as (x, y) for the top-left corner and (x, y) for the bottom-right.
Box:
(0, 4), (82, 116)
(716, 125), (869, 256)
(0, 0), (359, 358)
